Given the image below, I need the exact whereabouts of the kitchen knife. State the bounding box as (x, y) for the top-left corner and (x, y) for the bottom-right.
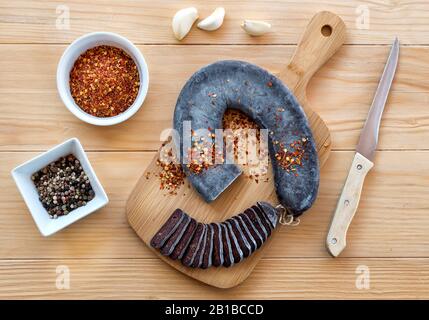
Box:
(326, 38), (400, 257)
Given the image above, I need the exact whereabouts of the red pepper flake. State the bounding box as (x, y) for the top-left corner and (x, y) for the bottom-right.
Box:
(186, 134), (220, 174)
(69, 45), (140, 118)
(223, 109), (269, 179)
(155, 159), (186, 196)
(267, 81), (273, 87)
(275, 137), (309, 174)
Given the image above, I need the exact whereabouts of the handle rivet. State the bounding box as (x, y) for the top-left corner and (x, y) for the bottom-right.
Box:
(331, 238), (337, 245)
(357, 164), (363, 170)
(344, 199), (350, 206)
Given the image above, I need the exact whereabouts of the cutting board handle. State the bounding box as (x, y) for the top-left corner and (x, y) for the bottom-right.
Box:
(279, 11), (346, 101)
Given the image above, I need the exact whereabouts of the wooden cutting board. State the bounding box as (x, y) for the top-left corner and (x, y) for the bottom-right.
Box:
(126, 11), (346, 288)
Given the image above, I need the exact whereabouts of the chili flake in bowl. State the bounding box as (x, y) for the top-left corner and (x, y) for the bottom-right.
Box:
(57, 32), (149, 126)
(70, 45), (140, 118)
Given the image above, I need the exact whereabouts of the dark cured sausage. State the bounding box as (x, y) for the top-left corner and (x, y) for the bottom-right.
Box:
(150, 209), (184, 249)
(211, 223), (224, 267)
(173, 60), (319, 216)
(160, 214), (191, 256)
(201, 224), (214, 269)
(221, 224), (234, 268)
(170, 218), (197, 260)
(182, 223), (205, 267)
(151, 201), (280, 269)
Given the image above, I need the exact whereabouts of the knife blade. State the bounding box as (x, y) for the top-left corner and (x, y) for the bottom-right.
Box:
(326, 38), (399, 257)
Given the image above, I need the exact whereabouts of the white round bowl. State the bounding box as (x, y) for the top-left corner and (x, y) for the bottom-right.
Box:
(57, 32), (149, 126)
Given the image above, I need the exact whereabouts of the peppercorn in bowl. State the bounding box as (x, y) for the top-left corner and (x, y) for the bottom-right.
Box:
(57, 32), (149, 126)
(11, 138), (109, 236)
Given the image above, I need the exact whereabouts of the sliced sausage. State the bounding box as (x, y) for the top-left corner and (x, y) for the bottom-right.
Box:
(160, 214), (191, 256)
(181, 223), (205, 267)
(191, 225), (207, 268)
(235, 215), (258, 253)
(228, 218), (251, 258)
(151, 202), (281, 269)
(251, 205), (272, 237)
(211, 223), (224, 267)
(244, 208), (269, 241)
(256, 201), (279, 229)
(150, 209), (184, 249)
(201, 224), (214, 269)
(220, 224), (234, 268)
(225, 220), (244, 263)
(238, 213), (264, 249)
(169, 218), (197, 260)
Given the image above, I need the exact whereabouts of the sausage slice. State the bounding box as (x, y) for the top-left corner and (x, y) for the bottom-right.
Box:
(225, 220), (244, 263)
(191, 225), (207, 268)
(181, 223), (205, 267)
(235, 215), (258, 253)
(228, 218), (251, 258)
(201, 224), (214, 269)
(251, 205), (272, 237)
(244, 208), (269, 241)
(160, 214), (191, 256)
(211, 223), (224, 267)
(150, 209), (184, 249)
(151, 202), (281, 268)
(220, 224), (234, 268)
(238, 213), (264, 249)
(169, 218), (197, 260)
(256, 201), (279, 229)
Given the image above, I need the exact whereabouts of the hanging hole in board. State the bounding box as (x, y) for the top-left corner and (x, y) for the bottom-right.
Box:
(321, 24), (332, 37)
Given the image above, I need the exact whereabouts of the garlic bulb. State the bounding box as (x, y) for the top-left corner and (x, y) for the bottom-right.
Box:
(241, 20), (271, 36)
(172, 7), (199, 40)
(197, 7), (225, 31)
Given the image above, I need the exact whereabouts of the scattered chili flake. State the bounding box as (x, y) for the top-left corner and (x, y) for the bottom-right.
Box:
(223, 109), (269, 179)
(186, 131), (219, 174)
(267, 81), (273, 87)
(151, 109), (312, 195)
(69, 45), (140, 117)
(275, 137), (309, 174)
(155, 159), (186, 195)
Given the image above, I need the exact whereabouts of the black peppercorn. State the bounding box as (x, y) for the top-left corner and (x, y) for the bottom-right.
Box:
(31, 154), (95, 218)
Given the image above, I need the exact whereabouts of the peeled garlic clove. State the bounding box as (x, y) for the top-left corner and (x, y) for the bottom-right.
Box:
(172, 7), (199, 40)
(197, 7), (225, 31)
(241, 20), (271, 36)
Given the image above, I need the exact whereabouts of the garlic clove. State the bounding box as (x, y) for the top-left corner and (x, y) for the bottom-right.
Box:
(197, 7), (225, 31)
(241, 20), (272, 36)
(172, 7), (199, 40)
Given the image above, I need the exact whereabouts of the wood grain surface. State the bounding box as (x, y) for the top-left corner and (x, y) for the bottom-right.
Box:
(1, 45), (429, 151)
(126, 11), (345, 288)
(1, 0), (428, 298)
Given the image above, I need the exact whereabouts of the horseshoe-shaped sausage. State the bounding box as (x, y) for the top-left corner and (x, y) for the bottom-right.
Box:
(173, 60), (319, 215)
(150, 202), (280, 268)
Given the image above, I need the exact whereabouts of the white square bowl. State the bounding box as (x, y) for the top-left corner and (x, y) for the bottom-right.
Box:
(11, 138), (109, 236)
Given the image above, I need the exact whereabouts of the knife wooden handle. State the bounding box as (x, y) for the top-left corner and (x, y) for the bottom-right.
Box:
(326, 152), (374, 257)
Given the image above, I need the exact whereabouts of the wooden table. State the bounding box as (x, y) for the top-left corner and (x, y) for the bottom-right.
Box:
(1, 0), (428, 299)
